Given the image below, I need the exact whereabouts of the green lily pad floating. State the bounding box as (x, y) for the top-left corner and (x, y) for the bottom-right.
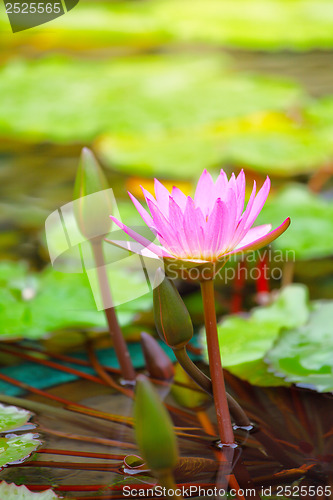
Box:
(305, 96), (333, 145)
(150, 0), (333, 51)
(306, 96), (333, 129)
(96, 130), (224, 179)
(0, 261), (152, 340)
(223, 130), (331, 176)
(0, 403), (31, 433)
(2, 0), (333, 52)
(0, 403), (41, 469)
(266, 301), (333, 392)
(202, 284), (310, 386)
(98, 120), (332, 179)
(0, 434), (40, 468)
(0, 54), (227, 143)
(0, 1), (168, 52)
(258, 184), (333, 260)
(98, 110), (327, 180)
(0, 482), (59, 499)
(0, 55), (303, 148)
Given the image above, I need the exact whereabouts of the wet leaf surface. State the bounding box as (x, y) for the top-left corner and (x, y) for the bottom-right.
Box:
(0, 434), (40, 469)
(266, 300), (333, 392)
(0, 262), (152, 339)
(203, 285), (310, 385)
(0, 403), (40, 469)
(0, 404), (31, 433)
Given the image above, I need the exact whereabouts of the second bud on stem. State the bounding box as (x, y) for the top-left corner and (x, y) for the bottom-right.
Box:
(153, 268), (193, 350)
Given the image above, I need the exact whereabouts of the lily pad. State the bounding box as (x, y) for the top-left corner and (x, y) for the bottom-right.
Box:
(0, 404), (31, 433)
(0, 404), (41, 469)
(150, 0), (333, 51)
(0, 261), (152, 340)
(258, 184), (333, 260)
(0, 54), (229, 143)
(96, 131), (223, 179)
(266, 301), (333, 392)
(3, 0), (333, 52)
(223, 129), (331, 176)
(202, 285), (310, 386)
(0, 434), (40, 468)
(0, 55), (303, 147)
(97, 110), (332, 179)
(0, 482), (59, 499)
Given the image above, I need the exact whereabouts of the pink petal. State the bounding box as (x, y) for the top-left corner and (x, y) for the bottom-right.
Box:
(169, 197), (190, 255)
(223, 186), (238, 247)
(215, 169), (228, 199)
(231, 180), (257, 246)
(128, 192), (155, 229)
(154, 179), (170, 217)
(146, 198), (184, 255)
(228, 172), (237, 198)
(183, 197), (205, 257)
(194, 169), (215, 217)
(171, 186), (187, 211)
(108, 216), (172, 258)
(235, 169), (246, 219)
(227, 218), (291, 256)
(234, 224), (272, 249)
(205, 198), (228, 257)
(141, 186), (157, 211)
(243, 176), (271, 233)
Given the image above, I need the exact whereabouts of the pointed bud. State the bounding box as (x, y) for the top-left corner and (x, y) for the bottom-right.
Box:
(73, 148), (113, 239)
(140, 332), (175, 381)
(134, 375), (178, 471)
(153, 269), (193, 349)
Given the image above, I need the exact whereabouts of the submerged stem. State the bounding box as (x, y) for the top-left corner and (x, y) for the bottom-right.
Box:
(174, 347), (251, 427)
(91, 238), (136, 382)
(200, 279), (234, 445)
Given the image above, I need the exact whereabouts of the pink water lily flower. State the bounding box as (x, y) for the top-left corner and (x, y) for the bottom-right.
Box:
(107, 169), (290, 264)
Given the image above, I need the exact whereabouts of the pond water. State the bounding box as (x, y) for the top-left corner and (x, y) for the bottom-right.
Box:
(0, 350), (332, 498)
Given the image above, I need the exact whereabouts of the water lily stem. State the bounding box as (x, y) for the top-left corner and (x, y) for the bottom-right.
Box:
(156, 469), (183, 499)
(174, 347), (251, 427)
(200, 279), (234, 445)
(91, 238), (136, 382)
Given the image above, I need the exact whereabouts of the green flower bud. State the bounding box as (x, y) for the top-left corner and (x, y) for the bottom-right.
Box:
(153, 269), (193, 349)
(73, 148), (113, 239)
(134, 375), (178, 471)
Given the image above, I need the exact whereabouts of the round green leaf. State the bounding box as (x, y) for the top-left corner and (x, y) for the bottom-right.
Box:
(266, 301), (333, 392)
(0, 404), (31, 433)
(0, 434), (40, 468)
(0, 262), (152, 340)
